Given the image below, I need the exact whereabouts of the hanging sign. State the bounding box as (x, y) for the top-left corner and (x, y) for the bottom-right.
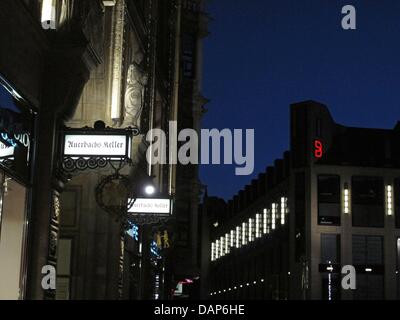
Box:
(62, 131), (132, 159)
(128, 198), (173, 216)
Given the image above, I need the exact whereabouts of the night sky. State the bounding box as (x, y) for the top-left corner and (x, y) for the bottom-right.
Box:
(200, 0), (400, 200)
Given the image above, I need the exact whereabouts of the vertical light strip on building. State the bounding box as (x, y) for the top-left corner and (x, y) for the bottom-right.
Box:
(248, 218), (253, 242)
(211, 243), (215, 261)
(225, 233), (229, 254)
(215, 240), (220, 260)
(230, 230), (235, 248)
(263, 208), (271, 234)
(344, 183), (350, 214)
(220, 236), (225, 257)
(242, 222), (247, 245)
(280, 197), (287, 225)
(263, 208), (267, 234)
(387, 185), (393, 216)
(255, 214), (261, 238)
(236, 226), (240, 248)
(272, 203), (277, 230)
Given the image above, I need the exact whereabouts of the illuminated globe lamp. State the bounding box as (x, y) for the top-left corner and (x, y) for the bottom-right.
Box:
(96, 168), (163, 227)
(134, 172), (157, 198)
(126, 175), (174, 226)
(144, 184), (155, 196)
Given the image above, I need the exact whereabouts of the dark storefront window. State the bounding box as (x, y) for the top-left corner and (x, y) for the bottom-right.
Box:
(318, 175), (341, 225)
(321, 234), (340, 264)
(0, 172), (29, 299)
(320, 234), (341, 300)
(352, 176), (384, 228)
(352, 235), (384, 300)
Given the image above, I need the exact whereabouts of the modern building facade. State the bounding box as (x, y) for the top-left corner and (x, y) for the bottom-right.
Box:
(0, 0), (208, 300)
(203, 100), (400, 300)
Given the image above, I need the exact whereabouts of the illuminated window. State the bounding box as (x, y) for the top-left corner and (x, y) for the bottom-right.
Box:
(220, 236), (225, 257)
(211, 243), (215, 261)
(242, 222), (247, 245)
(387, 185), (393, 216)
(272, 203), (277, 230)
(225, 233), (229, 254)
(41, 0), (56, 26)
(230, 230), (234, 248)
(281, 197), (287, 225)
(248, 218), (254, 242)
(255, 214), (261, 238)
(263, 208), (268, 234)
(215, 240), (220, 259)
(235, 226), (240, 248)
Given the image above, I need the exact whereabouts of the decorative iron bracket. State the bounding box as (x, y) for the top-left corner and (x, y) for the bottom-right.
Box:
(127, 213), (173, 226)
(59, 122), (139, 176)
(62, 156), (132, 173)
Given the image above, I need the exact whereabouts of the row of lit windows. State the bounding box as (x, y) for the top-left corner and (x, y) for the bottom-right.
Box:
(211, 197), (288, 262)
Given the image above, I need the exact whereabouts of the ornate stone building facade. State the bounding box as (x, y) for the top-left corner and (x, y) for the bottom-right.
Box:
(59, 0), (209, 300)
(0, 0), (104, 299)
(0, 0), (208, 300)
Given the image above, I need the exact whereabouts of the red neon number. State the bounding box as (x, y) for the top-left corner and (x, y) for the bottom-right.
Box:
(314, 139), (323, 159)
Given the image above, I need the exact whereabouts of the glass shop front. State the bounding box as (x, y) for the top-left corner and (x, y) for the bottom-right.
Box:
(0, 75), (35, 299)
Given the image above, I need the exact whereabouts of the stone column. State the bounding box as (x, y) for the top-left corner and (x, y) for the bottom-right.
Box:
(26, 108), (59, 300)
(26, 37), (97, 299)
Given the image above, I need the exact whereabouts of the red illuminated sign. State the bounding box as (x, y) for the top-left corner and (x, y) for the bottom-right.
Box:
(314, 139), (323, 159)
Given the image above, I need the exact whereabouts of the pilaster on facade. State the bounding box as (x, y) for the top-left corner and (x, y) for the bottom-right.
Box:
(109, 0), (126, 124)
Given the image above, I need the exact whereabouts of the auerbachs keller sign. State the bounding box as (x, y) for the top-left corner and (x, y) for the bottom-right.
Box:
(62, 130), (132, 159)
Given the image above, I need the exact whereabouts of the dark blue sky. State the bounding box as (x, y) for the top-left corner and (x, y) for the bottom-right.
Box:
(199, 0), (400, 200)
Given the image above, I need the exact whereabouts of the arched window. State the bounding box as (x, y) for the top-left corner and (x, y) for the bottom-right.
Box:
(41, 0), (75, 30)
